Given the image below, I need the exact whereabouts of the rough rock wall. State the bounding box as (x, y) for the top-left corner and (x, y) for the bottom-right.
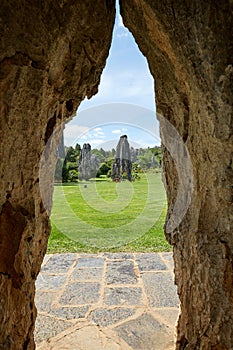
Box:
(0, 1), (115, 349)
(120, 0), (233, 349)
(0, 0), (232, 349)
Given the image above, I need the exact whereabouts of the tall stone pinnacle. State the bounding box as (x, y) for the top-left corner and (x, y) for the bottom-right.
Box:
(111, 135), (132, 181)
(78, 143), (92, 180)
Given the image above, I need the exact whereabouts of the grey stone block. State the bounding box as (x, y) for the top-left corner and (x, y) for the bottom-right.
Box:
(90, 308), (135, 327)
(106, 260), (137, 285)
(59, 282), (100, 305)
(115, 313), (173, 350)
(142, 272), (179, 307)
(135, 253), (167, 272)
(104, 287), (143, 306)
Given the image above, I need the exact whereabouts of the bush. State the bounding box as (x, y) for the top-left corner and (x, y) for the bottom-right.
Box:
(97, 162), (111, 177)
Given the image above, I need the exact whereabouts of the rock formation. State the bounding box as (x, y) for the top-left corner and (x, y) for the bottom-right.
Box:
(0, 0), (232, 349)
(0, 1), (115, 349)
(90, 153), (101, 178)
(111, 135), (132, 181)
(57, 133), (66, 159)
(78, 144), (101, 180)
(78, 143), (92, 181)
(130, 147), (137, 162)
(121, 1), (233, 349)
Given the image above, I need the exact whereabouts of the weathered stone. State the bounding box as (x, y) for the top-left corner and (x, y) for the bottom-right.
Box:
(161, 252), (174, 269)
(153, 309), (179, 329)
(136, 253), (168, 272)
(75, 257), (105, 268)
(78, 143), (92, 181)
(121, 0), (233, 348)
(0, 0), (232, 348)
(70, 267), (103, 282)
(78, 144), (101, 180)
(106, 260), (137, 285)
(37, 322), (132, 350)
(35, 253), (178, 347)
(41, 254), (77, 273)
(104, 287), (143, 306)
(57, 132), (66, 159)
(142, 272), (179, 308)
(59, 282), (101, 305)
(36, 274), (66, 291)
(89, 307), (135, 327)
(0, 1), (115, 347)
(104, 253), (134, 260)
(35, 315), (72, 343)
(50, 306), (90, 320)
(111, 135), (132, 181)
(35, 292), (56, 313)
(115, 313), (173, 350)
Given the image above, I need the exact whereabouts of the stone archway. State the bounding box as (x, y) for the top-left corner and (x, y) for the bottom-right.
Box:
(0, 1), (232, 349)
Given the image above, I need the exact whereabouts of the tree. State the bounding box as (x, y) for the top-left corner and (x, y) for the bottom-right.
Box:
(131, 163), (142, 180)
(97, 162), (111, 177)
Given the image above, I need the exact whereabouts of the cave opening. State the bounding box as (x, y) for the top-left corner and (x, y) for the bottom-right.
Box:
(1, 0), (231, 349)
(48, 3), (168, 255)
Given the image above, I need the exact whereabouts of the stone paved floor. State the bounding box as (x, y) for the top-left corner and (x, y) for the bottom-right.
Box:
(35, 252), (179, 350)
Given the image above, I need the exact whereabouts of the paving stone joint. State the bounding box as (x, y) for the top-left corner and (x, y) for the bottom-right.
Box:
(36, 252), (179, 350)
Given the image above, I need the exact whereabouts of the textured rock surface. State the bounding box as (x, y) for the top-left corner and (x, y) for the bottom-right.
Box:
(111, 135), (132, 181)
(78, 143), (101, 180)
(121, 1), (233, 349)
(0, 0), (232, 349)
(78, 143), (92, 180)
(0, 1), (115, 349)
(35, 252), (178, 349)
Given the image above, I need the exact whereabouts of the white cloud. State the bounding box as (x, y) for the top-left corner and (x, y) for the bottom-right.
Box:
(64, 124), (89, 137)
(64, 124), (90, 145)
(116, 32), (129, 38)
(93, 132), (105, 138)
(117, 15), (124, 28)
(112, 129), (122, 134)
(94, 127), (102, 131)
(88, 139), (106, 148)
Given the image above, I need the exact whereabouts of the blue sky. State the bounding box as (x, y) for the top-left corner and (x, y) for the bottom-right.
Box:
(64, 4), (160, 150)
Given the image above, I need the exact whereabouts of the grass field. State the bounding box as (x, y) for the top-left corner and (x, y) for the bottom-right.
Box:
(47, 173), (171, 253)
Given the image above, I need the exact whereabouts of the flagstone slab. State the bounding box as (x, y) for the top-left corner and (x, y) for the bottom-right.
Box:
(59, 282), (101, 305)
(70, 267), (103, 281)
(136, 253), (167, 272)
(36, 273), (67, 291)
(35, 315), (72, 343)
(106, 260), (137, 285)
(89, 307), (135, 327)
(75, 257), (105, 268)
(35, 253), (178, 349)
(50, 306), (90, 320)
(142, 272), (179, 307)
(115, 313), (173, 350)
(41, 254), (77, 273)
(104, 287), (143, 306)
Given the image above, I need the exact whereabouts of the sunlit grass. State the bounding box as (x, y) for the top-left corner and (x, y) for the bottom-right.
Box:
(47, 173), (171, 253)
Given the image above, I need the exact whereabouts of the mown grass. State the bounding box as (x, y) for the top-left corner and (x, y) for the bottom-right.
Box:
(47, 173), (171, 253)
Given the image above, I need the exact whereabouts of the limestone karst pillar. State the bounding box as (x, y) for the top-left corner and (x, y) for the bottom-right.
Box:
(111, 135), (132, 181)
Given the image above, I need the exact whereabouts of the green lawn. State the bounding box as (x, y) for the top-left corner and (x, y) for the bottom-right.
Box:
(48, 173), (171, 253)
